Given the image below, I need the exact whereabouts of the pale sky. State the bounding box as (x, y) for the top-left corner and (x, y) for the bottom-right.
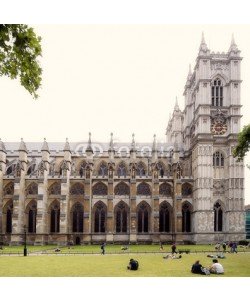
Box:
(0, 24), (249, 204)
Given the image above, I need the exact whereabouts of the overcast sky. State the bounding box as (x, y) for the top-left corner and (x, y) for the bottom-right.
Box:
(1, 24), (250, 204)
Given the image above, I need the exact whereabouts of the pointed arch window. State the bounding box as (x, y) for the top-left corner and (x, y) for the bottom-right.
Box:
(213, 152), (224, 167)
(137, 203), (150, 233)
(50, 203), (60, 233)
(115, 203), (128, 233)
(79, 161), (87, 177)
(4, 182), (14, 196)
(117, 162), (127, 177)
(212, 78), (223, 107)
(182, 183), (193, 197)
(49, 182), (61, 195)
(70, 183), (84, 195)
(6, 203), (13, 233)
(214, 202), (223, 232)
(159, 182), (172, 197)
(72, 203), (84, 233)
(98, 162), (108, 177)
(26, 182), (38, 195)
(92, 182), (108, 196)
(182, 203), (191, 232)
(137, 182), (151, 196)
(94, 202), (106, 233)
(159, 203), (171, 232)
(114, 182), (130, 195)
(157, 162), (165, 178)
(137, 162), (146, 177)
(28, 203), (37, 233)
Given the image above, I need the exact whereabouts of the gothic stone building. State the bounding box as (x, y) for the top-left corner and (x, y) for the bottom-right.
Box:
(0, 35), (246, 245)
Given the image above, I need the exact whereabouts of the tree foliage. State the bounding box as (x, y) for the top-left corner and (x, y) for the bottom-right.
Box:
(0, 24), (42, 99)
(233, 124), (250, 161)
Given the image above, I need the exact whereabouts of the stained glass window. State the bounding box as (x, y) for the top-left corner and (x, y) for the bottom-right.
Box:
(137, 162), (146, 176)
(98, 162), (108, 177)
(137, 182), (151, 196)
(115, 202), (127, 233)
(49, 182), (61, 195)
(94, 202), (106, 232)
(70, 183), (84, 195)
(212, 78), (223, 106)
(182, 183), (193, 196)
(213, 152), (224, 167)
(72, 203), (84, 232)
(137, 203), (149, 233)
(26, 182), (38, 195)
(50, 202), (60, 233)
(159, 182), (172, 196)
(114, 182), (130, 195)
(117, 162), (127, 177)
(159, 203), (171, 232)
(92, 182), (108, 196)
(214, 202), (223, 232)
(4, 182), (14, 195)
(182, 203), (191, 232)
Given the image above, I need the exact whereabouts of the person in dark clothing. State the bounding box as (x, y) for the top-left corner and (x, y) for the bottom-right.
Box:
(100, 243), (106, 255)
(191, 260), (210, 275)
(127, 258), (139, 270)
(171, 243), (177, 254)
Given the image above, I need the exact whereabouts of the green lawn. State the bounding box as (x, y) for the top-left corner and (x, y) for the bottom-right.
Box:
(0, 250), (249, 277)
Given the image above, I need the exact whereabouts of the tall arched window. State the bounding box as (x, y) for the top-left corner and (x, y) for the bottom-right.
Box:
(98, 162), (108, 177)
(182, 203), (191, 232)
(213, 152), (224, 167)
(212, 78), (223, 106)
(137, 182), (151, 196)
(115, 202), (128, 233)
(214, 202), (223, 232)
(137, 162), (146, 177)
(94, 202), (106, 233)
(137, 203), (150, 233)
(114, 182), (130, 195)
(117, 162), (127, 177)
(72, 203), (84, 232)
(159, 203), (171, 232)
(6, 203), (13, 233)
(50, 203), (60, 233)
(28, 203), (37, 233)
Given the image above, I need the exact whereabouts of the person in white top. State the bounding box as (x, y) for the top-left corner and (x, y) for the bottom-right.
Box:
(209, 259), (224, 274)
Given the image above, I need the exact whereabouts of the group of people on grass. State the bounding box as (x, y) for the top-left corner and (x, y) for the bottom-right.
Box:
(191, 259), (224, 275)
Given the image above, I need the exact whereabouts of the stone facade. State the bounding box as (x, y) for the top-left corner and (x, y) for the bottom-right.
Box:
(0, 34), (246, 245)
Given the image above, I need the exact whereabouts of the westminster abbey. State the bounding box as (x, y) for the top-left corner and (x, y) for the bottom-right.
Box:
(0, 34), (246, 245)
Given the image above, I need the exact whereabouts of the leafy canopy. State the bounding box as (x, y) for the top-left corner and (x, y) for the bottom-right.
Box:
(233, 124), (250, 161)
(0, 24), (42, 99)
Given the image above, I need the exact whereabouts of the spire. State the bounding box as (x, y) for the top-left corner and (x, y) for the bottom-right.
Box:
(199, 32), (209, 55)
(130, 133), (136, 152)
(86, 132), (93, 153)
(108, 132), (114, 152)
(0, 138), (7, 153)
(152, 134), (157, 152)
(174, 97), (180, 111)
(41, 138), (50, 153)
(63, 138), (71, 152)
(228, 33), (238, 53)
(18, 138), (28, 153)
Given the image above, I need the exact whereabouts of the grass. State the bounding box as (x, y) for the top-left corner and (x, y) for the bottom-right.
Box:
(0, 245), (249, 277)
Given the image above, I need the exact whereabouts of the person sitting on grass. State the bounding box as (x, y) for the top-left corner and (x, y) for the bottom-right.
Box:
(127, 258), (139, 270)
(191, 260), (210, 275)
(209, 259), (224, 274)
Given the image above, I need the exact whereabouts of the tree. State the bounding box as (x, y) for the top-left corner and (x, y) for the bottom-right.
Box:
(233, 124), (250, 161)
(0, 24), (42, 99)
